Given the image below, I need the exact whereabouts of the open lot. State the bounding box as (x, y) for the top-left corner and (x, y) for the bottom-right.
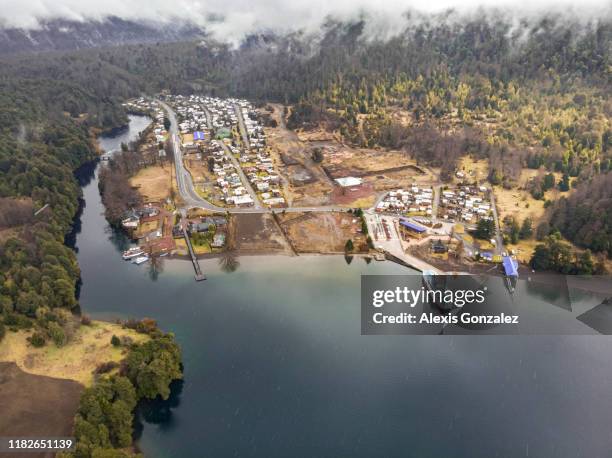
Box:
(231, 213), (293, 254)
(130, 164), (176, 203)
(278, 212), (367, 253)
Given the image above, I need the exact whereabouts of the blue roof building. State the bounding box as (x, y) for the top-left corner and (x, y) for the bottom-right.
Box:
(399, 219), (427, 233)
(502, 256), (519, 277)
(193, 131), (205, 141)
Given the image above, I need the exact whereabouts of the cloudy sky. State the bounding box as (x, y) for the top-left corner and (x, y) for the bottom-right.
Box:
(1, 0), (610, 41)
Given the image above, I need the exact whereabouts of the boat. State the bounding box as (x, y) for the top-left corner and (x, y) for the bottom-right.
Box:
(132, 256), (149, 265)
(122, 247), (144, 260)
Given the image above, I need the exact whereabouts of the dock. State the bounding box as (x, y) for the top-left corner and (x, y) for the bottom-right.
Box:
(183, 228), (206, 281)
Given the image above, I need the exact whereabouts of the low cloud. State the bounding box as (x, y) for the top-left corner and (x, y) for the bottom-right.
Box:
(1, 0), (610, 42)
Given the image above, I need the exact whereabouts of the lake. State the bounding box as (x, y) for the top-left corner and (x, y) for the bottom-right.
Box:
(71, 115), (612, 457)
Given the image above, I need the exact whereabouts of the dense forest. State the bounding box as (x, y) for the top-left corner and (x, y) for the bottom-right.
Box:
(0, 76), (129, 327)
(550, 172), (612, 257)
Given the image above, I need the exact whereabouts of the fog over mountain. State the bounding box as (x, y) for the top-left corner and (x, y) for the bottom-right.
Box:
(0, 0), (609, 54)
(0, 17), (205, 55)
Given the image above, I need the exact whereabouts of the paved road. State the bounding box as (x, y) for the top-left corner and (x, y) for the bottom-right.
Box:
(218, 141), (262, 209)
(160, 101), (226, 212)
(230, 103), (263, 207)
(233, 103), (251, 149)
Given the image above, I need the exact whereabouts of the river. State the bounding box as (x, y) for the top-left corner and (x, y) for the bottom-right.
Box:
(70, 115), (612, 457)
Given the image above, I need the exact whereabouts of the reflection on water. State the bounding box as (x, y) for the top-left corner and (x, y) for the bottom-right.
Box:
(134, 379), (184, 435)
(218, 250), (240, 273)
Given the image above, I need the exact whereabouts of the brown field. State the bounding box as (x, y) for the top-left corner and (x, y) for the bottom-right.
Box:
(0, 362), (82, 458)
(279, 212), (367, 253)
(0, 227), (18, 243)
(0, 321), (148, 387)
(264, 104), (435, 206)
(231, 213), (292, 254)
(320, 144), (435, 194)
(130, 165), (176, 203)
(266, 138), (334, 206)
(330, 183), (376, 207)
(295, 128), (339, 142)
(186, 208), (216, 218)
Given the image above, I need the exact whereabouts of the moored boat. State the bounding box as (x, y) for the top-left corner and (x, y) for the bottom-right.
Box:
(132, 255), (149, 265)
(122, 247), (144, 260)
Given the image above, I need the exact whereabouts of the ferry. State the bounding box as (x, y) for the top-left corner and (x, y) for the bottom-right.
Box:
(122, 247), (144, 260)
(132, 256), (149, 265)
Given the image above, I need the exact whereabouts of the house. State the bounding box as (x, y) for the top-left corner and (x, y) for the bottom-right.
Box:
(399, 218), (427, 238)
(335, 177), (363, 187)
(211, 233), (226, 248)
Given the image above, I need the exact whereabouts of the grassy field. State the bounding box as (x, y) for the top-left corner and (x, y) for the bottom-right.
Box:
(494, 169), (568, 227)
(0, 321), (149, 387)
(130, 165), (175, 203)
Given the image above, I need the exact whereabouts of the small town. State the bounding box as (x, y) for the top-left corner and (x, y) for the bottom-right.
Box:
(114, 95), (522, 283)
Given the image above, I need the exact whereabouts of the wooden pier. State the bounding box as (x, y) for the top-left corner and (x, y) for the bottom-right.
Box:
(183, 228), (206, 281)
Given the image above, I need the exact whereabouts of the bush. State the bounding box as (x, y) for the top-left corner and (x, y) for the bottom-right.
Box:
(0, 322), (5, 342)
(28, 332), (46, 348)
(4, 313), (33, 329)
(81, 315), (92, 326)
(95, 361), (119, 374)
(111, 335), (121, 347)
(48, 322), (67, 347)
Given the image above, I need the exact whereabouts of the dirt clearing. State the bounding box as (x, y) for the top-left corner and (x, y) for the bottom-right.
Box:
(130, 165), (176, 203)
(278, 212), (367, 253)
(231, 213), (293, 254)
(0, 362), (82, 458)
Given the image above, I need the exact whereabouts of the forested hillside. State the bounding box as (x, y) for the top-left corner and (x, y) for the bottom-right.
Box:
(0, 75), (129, 329)
(550, 172), (612, 257)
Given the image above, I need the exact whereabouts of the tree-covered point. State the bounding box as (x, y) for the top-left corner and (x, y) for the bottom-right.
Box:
(60, 324), (182, 458)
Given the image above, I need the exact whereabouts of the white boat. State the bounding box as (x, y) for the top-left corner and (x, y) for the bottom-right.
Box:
(122, 249), (144, 260)
(132, 256), (149, 265)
